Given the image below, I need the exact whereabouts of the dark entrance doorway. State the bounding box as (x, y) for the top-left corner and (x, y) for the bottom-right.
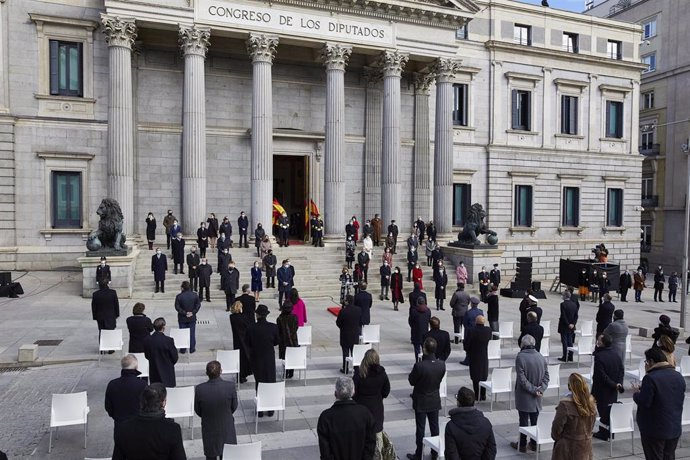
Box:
(273, 155), (308, 241)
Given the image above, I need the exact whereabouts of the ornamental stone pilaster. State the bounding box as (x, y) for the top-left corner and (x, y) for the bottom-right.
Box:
(363, 68), (383, 218)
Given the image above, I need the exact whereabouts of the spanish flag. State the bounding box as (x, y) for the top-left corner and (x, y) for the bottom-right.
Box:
(272, 199), (285, 226)
(310, 199), (320, 218)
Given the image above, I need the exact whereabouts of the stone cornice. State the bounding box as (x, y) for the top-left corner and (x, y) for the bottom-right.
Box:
(378, 50), (409, 77)
(246, 33), (279, 64)
(320, 43), (352, 71)
(101, 15), (137, 49)
(178, 25), (210, 57)
(29, 13), (99, 31)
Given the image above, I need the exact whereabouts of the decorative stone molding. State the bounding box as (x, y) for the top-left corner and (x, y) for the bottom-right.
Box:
(246, 33), (279, 64)
(379, 50), (409, 77)
(432, 58), (462, 82)
(179, 25), (210, 57)
(413, 72), (435, 95)
(101, 16), (137, 49)
(362, 67), (383, 86)
(320, 43), (352, 71)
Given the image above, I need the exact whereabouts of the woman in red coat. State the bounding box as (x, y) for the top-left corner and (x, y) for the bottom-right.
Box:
(391, 266), (404, 311)
(412, 263), (424, 290)
(352, 215), (360, 242)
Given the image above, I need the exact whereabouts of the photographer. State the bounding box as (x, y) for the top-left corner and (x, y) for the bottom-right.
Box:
(592, 243), (609, 264)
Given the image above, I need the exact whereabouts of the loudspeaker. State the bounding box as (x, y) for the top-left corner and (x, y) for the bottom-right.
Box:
(0, 272), (10, 286)
(531, 281), (542, 291)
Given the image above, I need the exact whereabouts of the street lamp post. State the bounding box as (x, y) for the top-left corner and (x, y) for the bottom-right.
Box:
(681, 145), (690, 329)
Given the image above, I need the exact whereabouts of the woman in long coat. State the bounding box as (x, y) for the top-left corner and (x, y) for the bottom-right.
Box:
(382, 247), (393, 267)
(277, 303), (299, 378)
(229, 301), (252, 383)
(352, 349), (390, 458)
(251, 261), (263, 301)
(464, 315), (492, 400)
(412, 263), (424, 290)
(290, 288), (307, 327)
(391, 266), (404, 311)
(433, 266), (448, 311)
(126, 302), (153, 353)
(245, 305), (279, 392)
(551, 373), (596, 460)
(145, 212), (156, 250)
(254, 223), (266, 257)
(206, 213), (219, 249)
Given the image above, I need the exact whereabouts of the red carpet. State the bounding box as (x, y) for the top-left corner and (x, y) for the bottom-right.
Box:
(327, 306), (342, 316)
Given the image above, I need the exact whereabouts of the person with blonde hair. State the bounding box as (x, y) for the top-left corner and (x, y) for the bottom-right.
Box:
(229, 300), (251, 384)
(353, 349), (391, 460)
(551, 373), (597, 459)
(657, 334), (677, 367)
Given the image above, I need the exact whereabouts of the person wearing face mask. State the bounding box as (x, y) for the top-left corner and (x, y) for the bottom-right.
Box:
(254, 223), (266, 257)
(412, 263), (424, 291)
(186, 246), (200, 292)
(262, 248), (277, 289)
(196, 222), (208, 258)
(345, 236), (355, 269)
(379, 260), (391, 301)
(618, 269), (632, 302)
(455, 261), (467, 286)
(170, 219), (181, 241)
(151, 248), (168, 293)
(145, 212), (156, 250)
(425, 238), (436, 267)
(387, 220), (398, 254)
(313, 216), (324, 247)
(391, 266), (404, 311)
(171, 235), (185, 275)
(634, 268), (646, 302)
(92, 278), (120, 352)
(217, 235), (231, 275)
(251, 260), (263, 301)
(220, 217), (233, 248)
(339, 267), (353, 306)
(237, 211), (249, 248)
(357, 248), (371, 283)
(206, 213), (219, 250)
(654, 265), (665, 302)
(221, 261), (240, 312)
(578, 268), (589, 302)
(162, 209), (176, 250)
(96, 256), (111, 286)
(278, 212), (290, 247)
(433, 265), (448, 311)
(197, 258), (212, 302)
(277, 260), (295, 306)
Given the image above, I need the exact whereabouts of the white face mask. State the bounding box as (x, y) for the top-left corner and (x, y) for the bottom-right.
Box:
(100, 262), (105, 266)
(156, 251), (161, 255)
(201, 260), (206, 265)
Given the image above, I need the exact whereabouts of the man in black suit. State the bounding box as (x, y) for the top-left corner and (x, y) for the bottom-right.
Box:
(171, 235), (186, 275)
(112, 383), (186, 460)
(387, 220), (399, 254)
(357, 249), (370, 283)
(92, 279), (120, 352)
(194, 360), (239, 459)
(186, 246), (200, 292)
(245, 305), (279, 416)
(592, 333), (624, 441)
(518, 312), (544, 352)
(558, 291), (579, 362)
(237, 284), (256, 324)
(105, 354), (147, 431)
(596, 294), (615, 336)
(408, 283), (427, 312)
(424, 317), (451, 361)
(407, 337), (446, 460)
(353, 282), (373, 326)
(175, 281), (201, 354)
(144, 318), (178, 387)
(96, 256), (111, 285)
(151, 248), (168, 293)
(237, 211), (249, 248)
(489, 263), (501, 288)
(197, 258), (212, 303)
(336, 295), (362, 374)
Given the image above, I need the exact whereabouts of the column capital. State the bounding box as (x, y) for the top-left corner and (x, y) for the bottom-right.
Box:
(432, 57), (462, 82)
(246, 33), (279, 64)
(101, 15), (137, 49)
(179, 25), (211, 57)
(362, 67), (383, 87)
(320, 43), (352, 71)
(378, 50), (409, 77)
(413, 72), (435, 95)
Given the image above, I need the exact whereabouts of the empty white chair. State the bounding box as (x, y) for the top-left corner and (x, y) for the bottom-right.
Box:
(581, 361), (594, 385)
(297, 325), (312, 358)
(547, 364), (560, 398)
(625, 334), (632, 366)
(487, 340), (501, 366)
(453, 324), (464, 343)
(169, 328), (191, 363)
(681, 396), (690, 447)
(542, 320), (551, 338)
(440, 372), (448, 414)
(165, 386), (195, 439)
(361, 324), (381, 348)
(283, 346), (308, 385)
(680, 356), (690, 377)
(223, 441), (262, 459)
(479, 367), (512, 412)
(345, 344), (372, 374)
(216, 349), (240, 383)
(492, 321), (514, 346)
(575, 320), (593, 337)
(422, 421), (447, 459)
(49, 392), (90, 453)
(540, 341), (550, 360)
(625, 359), (646, 381)
(567, 336), (594, 367)
(98, 329), (123, 364)
(518, 411), (556, 460)
(595, 402), (635, 457)
(132, 353), (149, 379)
(255, 382), (286, 433)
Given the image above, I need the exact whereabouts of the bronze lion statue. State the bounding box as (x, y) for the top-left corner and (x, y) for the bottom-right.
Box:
(86, 198), (127, 251)
(457, 203), (498, 245)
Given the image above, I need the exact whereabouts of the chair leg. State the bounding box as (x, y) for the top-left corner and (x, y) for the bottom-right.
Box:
(84, 422), (87, 449)
(191, 416), (194, 440)
(282, 409), (285, 432)
(304, 369), (307, 387)
(48, 428), (53, 453)
(490, 392), (494, 412)
(255, 405), (259, 434)
(610, 435), (613, 457)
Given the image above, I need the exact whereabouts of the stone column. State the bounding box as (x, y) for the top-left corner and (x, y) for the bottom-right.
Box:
(380, 50), (408, 227)
(179, 25), (210, 235)
(363, 68), (383, 219)
(321, 43), (352, 237)
(433, 58), (461, 235)
(246, 34), (278, 233)
(413, 72), (434, 221)
(102, 16), (137, 234)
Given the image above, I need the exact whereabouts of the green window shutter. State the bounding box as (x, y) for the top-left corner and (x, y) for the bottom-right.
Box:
(49, 40), (59, 95)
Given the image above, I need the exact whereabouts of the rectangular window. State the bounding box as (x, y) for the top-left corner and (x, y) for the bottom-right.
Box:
(561, 95), (578, 135)
(452, 83), (468, 127)
(642, 18), (657, 39)
(511, 89), (531, 131)
(641, 176), (654, 199)
(642, 91), (654, 109)
(607, 40), (622, 60)
(607, 188), (624, 227)
(605, 101), (624, 138)
(52, 171), (82, 228)
(562, 32), (579, 53)
(640, 131), (654, 150)
(642, 53), (656, 72)
(49, 40), (83, 97)
(562, 187), (580, 227)
(453, 183), (472, 226)
(641, 223), (652, 252)
(514, 185), (533, 227)
(456, 24), (468, 40)
(514, 24), (532, 46)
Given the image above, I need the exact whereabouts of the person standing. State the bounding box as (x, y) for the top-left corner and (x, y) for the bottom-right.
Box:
(511, 334), (549, 453)
(345, 218), (356, 241)
(194, 360), (239, 459)
(424, 317), (451, 361)
(407, 232), (419, 252)
(317, 377), (376, 460)
(345, 235), (355, 269)
(464, 315), (492, 400)
(444, 388), (497, 460)
(654, 265), (665, 302)
(237, 211), (249, 248)
(619, 269), (632, 302)
(92, 279), (120, 351)
(412, 263), (424, 291)
(477, 267), (490, 302)
(216, 234), (230, 272)
(246, 304), (279, 416)
(391, 266), (404, 311)
(278, 211), (290, 247)
(407, 245), (418, 282)
(197, 258), (212, 303)
(336, 295), (362, 373)
(250, 261), (263, 301)
(371, 213), (382, 246)
(407, 337), (446, 460)
(551, 373), (597, 459)
(409, 297), (431, 362)
(277, 302), (298, 378)
(449, 283), (470, 344)
(163, 209), (176, 250)
(383, 247), (394, 270)
(462, 297), (484, 347)
(415, 216), (426, 242)
(96, 256), (112, 285)
(455, 261), (467, 286)
(144, 318), (179, 387)
(254, 223), (266, 257)
(354, 282), (373, 326)
(425, 238), (436, 267)
(595, 294), (615, 336)
(174, 281), (200, 354)
(489, 263), (501, 288)
(598, 272), (611, 305)
(362, 219), (372, 240)
(518, 312), (544, 352)
(633, 347), (686, 460)
(353, 349), (391, 459)
(220, 217), (233, 248)
(379, 260), (391, 301)
(206, 212), (219, 250)
(170, 218), (182, 240)
(259, 235), (272, 260)
(357, 249), (371, 283)
(105, 355), (147, 430)
(126, 302), (153, 353)
(171, 235), (186, 275)
(652, 314), (680, 344)
(289, 289), (307, 327)
(578, 268), (590, 302)
(387, 220), (399, 254)
(352, 215), (360, 242)
(426, 220), (437, 243)
(486, 285), (499, 335)
(433, 265), (448, 311)
(313, 217), (324, 247)
(186, 246), (200, 292)
(229, 301), (251, 384)
(196, 222), (208, 259)
(145, 212), (157, 250)
(558, 291), (578, 362)
(591, 333), (624, 441)
(263, 249), (277, 289)
(634, 268), (646, 302)
(277, 259), (294, 306)
(221, 261), (240, 312)
(603, 309), (628, 366)
(669, 271), (679, 302)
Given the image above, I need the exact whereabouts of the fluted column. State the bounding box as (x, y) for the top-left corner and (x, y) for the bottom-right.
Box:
(433, 58), (461, 234)
(247, 34), (278, 233)
(321, 43), (352, 237)
(363, 68), (383, 219)
(413, 73), (434, 221)
(380, 50), (408, 227)
(102, 16), (137, 234)
(180, 25), (210, 235)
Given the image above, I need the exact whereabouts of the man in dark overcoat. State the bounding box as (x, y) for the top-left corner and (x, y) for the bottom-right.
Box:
(186, 246), (200, 292)
(464, 315), (492, 400)
(596, 293), (615, 336)
(221, 261), (240, 312)
(557, 290), (578, 362)
(415, 217), (426, 241)
(313, 217), (324, 247)
(162, 209), (176, 250)
(92, 279), (120, 350)
(196, 222), (209, 258)
(175, 281), (200, 354)
(423, 316), (451, 361)
(518, 311), (544, 352)
(151, 248), (168, 293)
(357, 249), (370, 283)
(237, 211), (249, 248)
(144, 318), (178, 387)
(336, 295), (362, 374)
(277, 260), (294, 306)
(194, 360), (239, 459)
(592, 333), (624, 441)
(263, 249), (277, 288)
(245, 304), (279, 416)
(220, 217), (233, 247)
(96, 256), (111, 285)
(197, 258), (212, 303)
(618, 269), (632, 302)
(171, 235), (186, 275)
(105, 354), (147, 430)
(371, 213), (382, 246)
(353, 282), (373, 326)
(237, 284), (257, 324)
(387, 220), (399, 253)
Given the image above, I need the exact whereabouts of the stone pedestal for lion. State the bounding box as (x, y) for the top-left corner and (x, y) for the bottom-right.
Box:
(78, 245), (139, 298)
(444, 245), (504, 285)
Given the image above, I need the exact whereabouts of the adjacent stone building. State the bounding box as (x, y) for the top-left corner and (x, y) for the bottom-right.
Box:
(0, 0), (644, 279)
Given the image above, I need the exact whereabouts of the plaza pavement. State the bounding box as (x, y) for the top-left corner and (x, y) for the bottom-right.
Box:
(0, 269), (689, 459)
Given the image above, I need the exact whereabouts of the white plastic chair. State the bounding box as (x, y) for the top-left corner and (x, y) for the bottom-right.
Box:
(567, 336), (594, 367)
(361, 324), (381, 349)
(283, 346), (308, 386)
(132, 352), (149, 379)
(345, 344), (372, 374)
(542, 320), (551, 338)
(453, 324), (464, 343)
(439, 371), (448, 414)
(487, 340), (501, 366)
(625, 334), (632, 366)
(223, 441), (262, 459)
(575, 320), (593, 337)
(98, 329), (123, 364)
(595, 402), (635, 457)
(297, 325), (312, 358)
(479, 367), (512, 411)
(581, 361), (594, 385)
(546, 364), (560, 398)
(492, 321), (514, 346)
(255, 382), (286, 433)
(681, 396), (690, 447)
(422, 421), (447, 459)
(680, 356), (690, 377)
(540, 341), (550, 360)
(518, 411), (556, 460)
(216, 350), (240, 383)
(169, 328), (191, 363)
(625, 360), (646, 381)
(49, 392), (90, 453)
(165, 386), (195, 439)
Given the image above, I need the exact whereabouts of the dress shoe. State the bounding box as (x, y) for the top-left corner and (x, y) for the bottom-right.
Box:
(180, 271), (185, 275)
(180, 349), (187, 354)
(108, 350), (115, 354)
(339, 368), (346, 374)
(161, 289), (165, 293)
(266, 411), (275, 417)
(557, 357), (567, 362)
(173, 269), (177, 275)
(459, 360), (469, 366)
(239, 378), (247, 384)
(528, 443), (537, 452)
(510, 442), (527, 453)
(593, 431), (609, 441)
(155, 288), (159, 293)
(440, 307), (445, 311)
(406, 454), (421, 460)
(189, 349), (195, 354)
(455, 338), (459, 344)
(258, 411), (264, 418)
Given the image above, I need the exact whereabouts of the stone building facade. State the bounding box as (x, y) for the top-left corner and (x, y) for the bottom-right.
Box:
(0, 0), (644, 279)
